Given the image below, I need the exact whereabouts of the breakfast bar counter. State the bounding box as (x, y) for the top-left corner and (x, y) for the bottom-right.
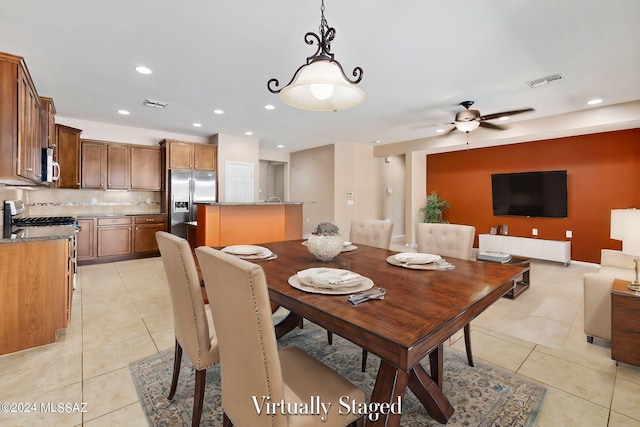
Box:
(195, 202), (303, 247)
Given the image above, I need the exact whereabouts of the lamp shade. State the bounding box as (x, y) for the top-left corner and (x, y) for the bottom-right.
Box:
(455, 120), (480, 133)
(611, 208), (640, 256)
(278, 60), (365, 111)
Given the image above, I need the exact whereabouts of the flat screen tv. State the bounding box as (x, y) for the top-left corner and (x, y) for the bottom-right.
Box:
(491, 170), (568, 218)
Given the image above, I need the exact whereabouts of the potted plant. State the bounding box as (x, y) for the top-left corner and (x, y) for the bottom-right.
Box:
(307, 222), (344, 261)
(420, 191), (451, 223)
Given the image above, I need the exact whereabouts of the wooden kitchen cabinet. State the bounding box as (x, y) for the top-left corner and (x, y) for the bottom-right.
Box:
(134, 215), (166, 253)
(17, 61), (43, 182)
(106, 143), (130, 189)
(40, 96), (56, 149)
(81, 140), (106, 189)
(77, 218), (96, 261)
(130, 145), (163, 190)
(79, 215), (165, 264)
(0, 52), (46, 185)
(161, 139), (216, 171)
(0, 238), (72, 355)
(56, 124), (82, 188)
(97, 217), (133, 257)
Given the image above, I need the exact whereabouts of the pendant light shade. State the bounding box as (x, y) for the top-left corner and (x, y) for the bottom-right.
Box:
(278, 60), (365, 111)
(268, 0), (364, 111)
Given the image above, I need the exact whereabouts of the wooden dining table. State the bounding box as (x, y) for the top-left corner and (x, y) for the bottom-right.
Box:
(252, 239), (527, 426)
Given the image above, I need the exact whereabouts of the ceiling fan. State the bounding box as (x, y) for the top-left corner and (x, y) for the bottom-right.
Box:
(440, 100), (535, 134)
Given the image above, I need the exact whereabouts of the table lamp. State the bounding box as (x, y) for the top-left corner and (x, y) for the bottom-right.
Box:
(611, 208), (640, 291)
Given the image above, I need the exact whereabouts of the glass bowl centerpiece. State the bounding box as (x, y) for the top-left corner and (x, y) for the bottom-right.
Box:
(307, 222), (344, 261)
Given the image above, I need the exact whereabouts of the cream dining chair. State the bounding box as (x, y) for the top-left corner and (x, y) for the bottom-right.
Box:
(195, 246), (365, 427)
(155, 231), (219, 427)
(328, 219), (394, 371)
(416, 222), (477, 366)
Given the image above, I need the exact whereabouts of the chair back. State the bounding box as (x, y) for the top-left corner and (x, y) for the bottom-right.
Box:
(155, 231), (213, 369)
(349, 219), (394, 249)
(195, 246), (286, 427)
(417, 223), (476, 260)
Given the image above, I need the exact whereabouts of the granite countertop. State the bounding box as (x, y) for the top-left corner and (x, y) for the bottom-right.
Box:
(0, 225), (77, 244)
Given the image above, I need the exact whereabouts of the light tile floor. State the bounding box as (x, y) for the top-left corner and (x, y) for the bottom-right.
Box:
(1, 254), (639, 426)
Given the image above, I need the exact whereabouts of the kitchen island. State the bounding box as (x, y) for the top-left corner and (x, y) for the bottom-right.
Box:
(195, 202), (302, 247)
(0, 227), (76, 355)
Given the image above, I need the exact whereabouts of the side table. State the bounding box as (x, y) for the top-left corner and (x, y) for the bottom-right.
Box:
(611, 279), (640, 367)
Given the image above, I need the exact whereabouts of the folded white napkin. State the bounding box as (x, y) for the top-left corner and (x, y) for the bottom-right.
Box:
(394, 252), (441, 264)
(297, 268), (362, 289)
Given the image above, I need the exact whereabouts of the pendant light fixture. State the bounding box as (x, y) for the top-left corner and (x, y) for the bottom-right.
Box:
(267, 0), (364, 111)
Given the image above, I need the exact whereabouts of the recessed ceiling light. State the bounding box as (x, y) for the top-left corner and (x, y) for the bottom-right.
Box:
(245, 131), (253, 136)
(213, 109), (224, 115)
(277, 144), (284, 148)
(118, 110), (130, 115)
(192, 123), (202, 127)
(499, 116), (510, 121)
(436, 129), (445, 133)
(587, 98), (603, 105)
(136, 66), (152, 75)
(265, 104), (275, 110)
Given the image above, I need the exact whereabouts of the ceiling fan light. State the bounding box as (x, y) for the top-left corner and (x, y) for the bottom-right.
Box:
(279, 60), (364, 111)
(455, 120), (480, 132)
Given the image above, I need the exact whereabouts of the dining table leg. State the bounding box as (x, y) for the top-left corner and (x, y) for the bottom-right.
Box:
(407, 353), (454, 423)
(428, 343), (444, 388)
(366, 360), (408, 427)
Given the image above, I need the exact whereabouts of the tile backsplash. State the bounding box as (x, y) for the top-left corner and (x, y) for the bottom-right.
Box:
(0, 187), (162, 217)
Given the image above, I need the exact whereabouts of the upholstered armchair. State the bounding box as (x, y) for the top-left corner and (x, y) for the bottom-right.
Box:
(584, 249), (636, 343)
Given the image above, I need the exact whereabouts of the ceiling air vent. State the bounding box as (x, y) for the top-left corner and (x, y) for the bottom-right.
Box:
(526, 73), (565, 89)
(143, 98), (168, 109)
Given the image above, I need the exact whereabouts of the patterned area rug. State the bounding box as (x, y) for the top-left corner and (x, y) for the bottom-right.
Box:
(130, 322), (545, 426)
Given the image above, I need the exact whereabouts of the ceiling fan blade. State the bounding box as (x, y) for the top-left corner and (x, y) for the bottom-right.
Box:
(410, 121), (453, 130)
(480, 107), (535, 121)
(479, 121), (506, 131)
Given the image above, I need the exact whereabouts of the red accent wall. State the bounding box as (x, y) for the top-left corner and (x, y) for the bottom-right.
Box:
(426, 128), (640, 263)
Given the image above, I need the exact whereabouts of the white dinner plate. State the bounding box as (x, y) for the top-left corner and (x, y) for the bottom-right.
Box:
(394, 252), (441, 264)
(288, 270), (374, 295)
(222, 245), (268, 256)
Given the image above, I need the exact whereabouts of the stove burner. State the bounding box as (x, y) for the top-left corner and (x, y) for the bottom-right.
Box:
(13, 216), (78, 227)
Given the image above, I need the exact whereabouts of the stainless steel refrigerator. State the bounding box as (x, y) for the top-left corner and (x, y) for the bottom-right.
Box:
(169, 170), (217, 238)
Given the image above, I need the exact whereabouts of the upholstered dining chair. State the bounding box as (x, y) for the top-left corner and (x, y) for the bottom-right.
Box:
(416, 222), (477, 366)
(155, 231), (219, 427)
(195, 246), (365, 427)
(330, 219), (394, 371)
(349, 219), (394, 249)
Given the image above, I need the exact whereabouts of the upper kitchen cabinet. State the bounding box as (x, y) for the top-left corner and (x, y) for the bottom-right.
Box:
(130, 145), (163, 191)
(161, 139), (216, 171)
(56, 124), (82, 189)
(106, 143), (130, 190)
(81, 140), (106, 189)
(0, 52), (44, 185)
(40, 96), (56, 149)
(81, 139), (163, 191)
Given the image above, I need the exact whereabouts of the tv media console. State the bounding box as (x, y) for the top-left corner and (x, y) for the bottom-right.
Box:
(478, 234), (571, 266)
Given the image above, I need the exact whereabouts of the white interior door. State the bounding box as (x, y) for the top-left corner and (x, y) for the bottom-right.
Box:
(225, 161), (254, 202)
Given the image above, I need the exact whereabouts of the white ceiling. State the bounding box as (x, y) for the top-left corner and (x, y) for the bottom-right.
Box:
(2, 0), (639, 153)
